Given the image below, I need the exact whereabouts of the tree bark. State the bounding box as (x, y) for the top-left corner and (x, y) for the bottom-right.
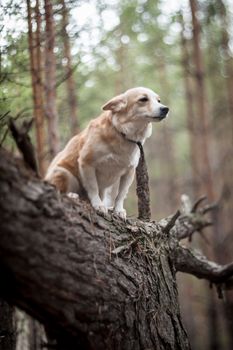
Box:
(0, 149), (190, 350)
(44, 0), (59, 158)
(135, 144), (151, 221)
(60, 0), (79, 136)
(0, 149), (232, 349)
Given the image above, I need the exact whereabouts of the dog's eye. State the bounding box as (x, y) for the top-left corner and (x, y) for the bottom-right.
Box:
(138, 97), (149, 103)
(158, 99), (161, 103)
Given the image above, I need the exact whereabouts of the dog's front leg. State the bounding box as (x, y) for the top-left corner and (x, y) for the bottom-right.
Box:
(114, 167), (135, 220)
(79, 164), (108, 214)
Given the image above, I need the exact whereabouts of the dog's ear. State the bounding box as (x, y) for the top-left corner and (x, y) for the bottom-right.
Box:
(102, 94), (127, 112)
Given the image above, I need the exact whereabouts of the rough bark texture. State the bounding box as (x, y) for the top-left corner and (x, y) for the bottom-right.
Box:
(8, 119), (38, 176)
(1, 149), (233, 349)
(136, 144), (151, 221)
(0, 149), (190, 350)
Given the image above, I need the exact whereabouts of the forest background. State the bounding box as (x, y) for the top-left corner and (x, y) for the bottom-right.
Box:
(0, 0), (233, 349)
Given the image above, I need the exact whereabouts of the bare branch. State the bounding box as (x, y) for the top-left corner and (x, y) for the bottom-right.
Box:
(56, 63), (79, 88)
(136, 144), (151, 221)
(200, 203), (218, 215)
(162, 210), (180, 236)
(175, 215), (213, 241)
(9, 118), (39, 176)
(175, 194), (215, 241)
(191, 195), (207, 212)
(174, 245), (233, 289)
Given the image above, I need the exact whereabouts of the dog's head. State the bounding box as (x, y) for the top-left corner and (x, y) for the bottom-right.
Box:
(102, 87), (169, 123)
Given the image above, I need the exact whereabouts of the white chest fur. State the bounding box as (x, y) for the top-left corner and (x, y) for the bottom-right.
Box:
(95, 144), (140, 189)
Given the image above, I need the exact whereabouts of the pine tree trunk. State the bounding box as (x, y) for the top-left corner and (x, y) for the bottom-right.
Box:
(61, 0), (79, 136)
(219, 1), (233, 144)
(189, 2), (220, 348)
(218, 2), (233, 348)
(44, 0), (59, 158)
(180, 12), (199, 196)
(189, 0), (214, 201)
(26, 0), (46, 175)
(0, 149), (190, 350)
(156, 59), (178, 213)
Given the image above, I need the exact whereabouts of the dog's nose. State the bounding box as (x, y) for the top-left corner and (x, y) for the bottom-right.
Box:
(160, 106), (169, 115)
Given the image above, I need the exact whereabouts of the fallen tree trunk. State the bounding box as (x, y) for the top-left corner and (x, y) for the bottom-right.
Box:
(0, 149), (232, 349)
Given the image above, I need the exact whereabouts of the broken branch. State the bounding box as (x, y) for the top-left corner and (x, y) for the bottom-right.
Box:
(8, 118), (39, 176)
(174, 245), (233, 288)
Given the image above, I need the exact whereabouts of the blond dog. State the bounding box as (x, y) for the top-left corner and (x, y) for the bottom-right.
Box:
(45, 87), (169, 219)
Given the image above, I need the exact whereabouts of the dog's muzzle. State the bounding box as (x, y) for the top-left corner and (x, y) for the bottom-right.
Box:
(159, 106), (169, 118)
(146, 106), (169, 121)
(153, 106), (169, 121)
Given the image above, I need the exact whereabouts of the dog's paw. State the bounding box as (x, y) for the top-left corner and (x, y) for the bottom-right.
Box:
(67, 192), (79, 200)
(94, 204), (109, 216)
(114, 209), (127, 220)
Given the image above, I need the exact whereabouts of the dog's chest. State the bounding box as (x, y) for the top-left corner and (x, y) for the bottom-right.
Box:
(96, 147), (139, 184)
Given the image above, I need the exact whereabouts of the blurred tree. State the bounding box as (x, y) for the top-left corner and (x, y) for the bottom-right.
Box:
(204, 1), (233, 347)
(179, 11), (199, 196)
(189, 1), (221, 349)
(60, 0), (79, 135)
(189, 0), (214, 200)
(218, 2), (233, 346)
(26, 0), (46, 175)
(44, 0), (60, 158)
(157, 58), (179, 212)
(0, 299), (16, 350)
(178, 13), (199, 349)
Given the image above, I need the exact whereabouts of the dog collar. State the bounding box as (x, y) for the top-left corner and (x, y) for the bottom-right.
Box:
(112, 124), (145, 161)
(120, 131), (144, 156)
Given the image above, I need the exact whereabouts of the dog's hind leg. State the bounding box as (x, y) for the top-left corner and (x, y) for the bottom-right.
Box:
(45, 167), (80, 194)
(47, 171), (70, 193)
